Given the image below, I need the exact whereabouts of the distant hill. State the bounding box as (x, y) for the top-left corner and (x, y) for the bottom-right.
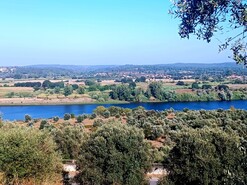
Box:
(0, 62), (245, 79)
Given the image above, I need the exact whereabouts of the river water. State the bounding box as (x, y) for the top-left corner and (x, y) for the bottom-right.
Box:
(0, 100), (247, 120)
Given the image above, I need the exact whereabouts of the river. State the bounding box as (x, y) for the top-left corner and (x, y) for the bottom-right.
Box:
(0, 100), (247, 120)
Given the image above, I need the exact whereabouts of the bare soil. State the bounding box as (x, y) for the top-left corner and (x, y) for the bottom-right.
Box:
(175, 89), (194, 94)
(0, 97), (95, 105)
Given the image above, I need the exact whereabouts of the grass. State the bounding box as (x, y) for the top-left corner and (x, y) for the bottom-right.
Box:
(0, 87), (34, 98)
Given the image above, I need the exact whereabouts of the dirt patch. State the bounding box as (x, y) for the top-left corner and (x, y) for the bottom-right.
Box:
(100, 80), (120, 86)
(175, 89), (194, 94)
(149, 140), (164, 148)
(137, 82), (149, 90)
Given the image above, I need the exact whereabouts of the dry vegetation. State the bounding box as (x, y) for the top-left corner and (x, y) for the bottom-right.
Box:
(228, 84), (247, 89)
(0, 97), (95, 105)
(175, 89), (194, 94)
(0, 87), (33, 98)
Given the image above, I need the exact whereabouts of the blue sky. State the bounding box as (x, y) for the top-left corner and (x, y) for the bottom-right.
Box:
(0, 0), (232, 66)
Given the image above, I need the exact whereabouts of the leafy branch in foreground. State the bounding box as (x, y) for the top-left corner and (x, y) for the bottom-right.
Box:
(170, 0), (247, 65)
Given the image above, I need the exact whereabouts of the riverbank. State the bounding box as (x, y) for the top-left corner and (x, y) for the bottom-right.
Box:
(0, 97), (128, 106)
(0, 97), (246, 106)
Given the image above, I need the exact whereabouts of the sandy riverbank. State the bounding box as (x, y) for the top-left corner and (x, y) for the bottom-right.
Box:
(0, 97), (129, 106)
(0, 97), (96, 105)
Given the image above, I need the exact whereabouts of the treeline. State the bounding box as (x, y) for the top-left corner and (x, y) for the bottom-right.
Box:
(14, 80), (64, 89)
(10, 80), (247, 102)
(1, 63), (246, 81)
(110, 82), (247, 102)
(14, 82), (41, 88)
(42, 80), (64, 89)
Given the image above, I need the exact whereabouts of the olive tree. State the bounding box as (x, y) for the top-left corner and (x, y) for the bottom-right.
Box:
(0, 128), (62, 184)
(160, 128), (246, 185)
(75, 122), (152, 185)
(52, 126), (85, 159)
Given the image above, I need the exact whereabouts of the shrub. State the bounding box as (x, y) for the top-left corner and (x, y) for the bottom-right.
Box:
(93, 119), (104, 127)
(39, 119), (49, 130)
(76, 115), (84, 123)
(33, 119), (39, 123)
(77, 86), (85, 94)
(183, 108), (189, 112)
(64, 113), (71, 120)
(63, 85), (73, 96)
(70, 113), (75, 119)
(103, 110), (110, 118)
(94, 106), (107, 116)
(176, 81), (185, 86)
(24, 114), (32, 122)
(72, 84), (79, 90)
(98, 97), (105, 102)
(6, 92), (15, 98)
(53, 116), (59, 122)
(191, 82), (199, 89)
(28, 122), (34, 127)
(90, 113), (97, 119)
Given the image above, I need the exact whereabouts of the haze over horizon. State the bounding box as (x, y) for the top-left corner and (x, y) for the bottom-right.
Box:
(2, 61), (237, 68)
(0, 0), (232, 66)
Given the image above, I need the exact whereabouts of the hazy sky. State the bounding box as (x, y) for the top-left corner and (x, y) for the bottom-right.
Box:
(0, 0), (232, 66)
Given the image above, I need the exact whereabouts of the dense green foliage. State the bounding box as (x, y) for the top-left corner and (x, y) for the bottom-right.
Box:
(125, 107), (247, 142)
(77, 86), (85, 94)
(64, 113), (71, 120)
(135, 76), (146, 82)
(76, 114), (88, 123)
(0, 128), (62, 184)
(1, 106), (247, 184)
(39, 119), (49, 130)
(75, 123), (152, 185)
(109, 81), (247, 102)
(110, 84), (132, 101)
(63, 85), (73, 96)
(160, 128), (246, 185)
(52, 126), (85, 159)
(122, 107), (247, 184)
(42, 80), (64, 89)
(14, 82), (41, 88)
